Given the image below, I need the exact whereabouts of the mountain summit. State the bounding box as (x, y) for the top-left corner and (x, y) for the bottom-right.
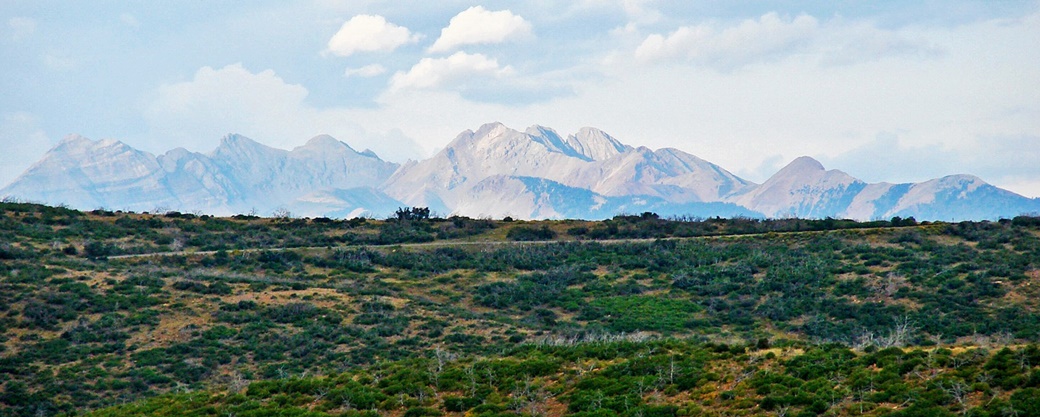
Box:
(732, 156), (863, 218)
(3, 125), (1038, 220)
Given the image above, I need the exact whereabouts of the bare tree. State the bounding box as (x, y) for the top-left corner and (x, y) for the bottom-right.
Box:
(272, 207), (293, 219)
(940, 381), (970, 415)
(879, 316), (917, 348)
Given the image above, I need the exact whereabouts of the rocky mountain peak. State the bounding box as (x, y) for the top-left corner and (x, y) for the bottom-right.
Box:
(51, 134), (136, 156)
(215, 134), (270, 151)
(778, 156), (826, 175)
(57, 133), (93, 146)
(524, 124), (560, 138)
(443, 122), (508, 152)
(304, 134), (340, 147)
(566, 127), (631, 161)
(218, 133), (251, 146)
(473, 122), (509, 139)
(210, 134), (284, 162)
(525, 125), (581, 157)
(295, 134), (358, 155)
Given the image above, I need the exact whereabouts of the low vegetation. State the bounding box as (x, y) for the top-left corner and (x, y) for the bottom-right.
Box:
(1, 201), (1039, 416)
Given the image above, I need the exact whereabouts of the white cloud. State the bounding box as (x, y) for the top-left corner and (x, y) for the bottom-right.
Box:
(144, 63), (425, 162)
(344, 64), (386, 78)
(146, 64), (308, 152)
(6, 17), (36, 41)
(428, 6), (532, 53)
(389, 52), (514, 92)
(635, 12), (944, 70)
(0, 112), (52, 188)
(636, 12), (818, 69)
(326, 14), (420, 57)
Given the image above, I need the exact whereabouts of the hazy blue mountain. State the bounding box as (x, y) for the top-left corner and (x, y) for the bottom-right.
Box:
(3, 125), (1037, 220)
(1, 134), (401, 217)
(0, 135), (179, 212)
(729, 156), (1040, 221)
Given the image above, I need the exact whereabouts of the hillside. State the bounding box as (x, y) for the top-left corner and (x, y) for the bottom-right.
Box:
(1, 203), (1040, 416)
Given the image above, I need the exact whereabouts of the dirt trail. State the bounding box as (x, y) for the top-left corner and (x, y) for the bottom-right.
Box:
(107, 226), (924, 260)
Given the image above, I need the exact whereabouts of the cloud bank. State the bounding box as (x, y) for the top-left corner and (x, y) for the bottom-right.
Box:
(144, 64), (425, 162)
(636, 12), (818, 69)
(635, 12), (943, 70)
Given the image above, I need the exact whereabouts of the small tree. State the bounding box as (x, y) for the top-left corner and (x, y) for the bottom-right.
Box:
(393, 207), (431, 221)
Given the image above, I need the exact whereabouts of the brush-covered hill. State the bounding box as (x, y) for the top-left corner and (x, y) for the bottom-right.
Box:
(1, 202), (1040, 416)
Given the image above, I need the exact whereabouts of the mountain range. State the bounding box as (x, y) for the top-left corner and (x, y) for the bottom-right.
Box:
(3, 122), (1038, 221)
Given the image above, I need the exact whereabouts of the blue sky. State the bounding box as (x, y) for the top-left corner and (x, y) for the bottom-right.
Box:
(2, 1), (1039, 197)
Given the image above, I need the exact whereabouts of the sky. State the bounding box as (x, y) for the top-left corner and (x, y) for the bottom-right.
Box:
(2, 1), (1039, 197)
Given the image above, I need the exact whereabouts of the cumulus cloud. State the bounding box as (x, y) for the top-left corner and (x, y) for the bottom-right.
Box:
(344, 64), (386, 78)
(428, 6), (532, 53)
(144, 63), (425, 162)
(326, 14), (420, 57)
(389, 52), (514, 92)
(146, 64), (308, 151)
(635, 12), (943, 70)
